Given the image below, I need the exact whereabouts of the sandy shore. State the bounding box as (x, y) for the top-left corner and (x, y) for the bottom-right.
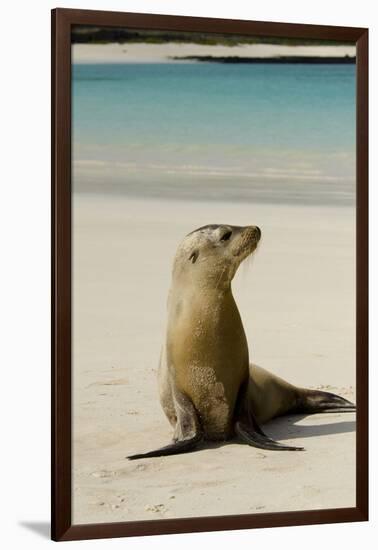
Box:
(72, 194), (355, 525)
(72, 42), (356, 63)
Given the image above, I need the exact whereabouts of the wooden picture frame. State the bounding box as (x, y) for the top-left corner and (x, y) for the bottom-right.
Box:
(51, 7), (368, 542)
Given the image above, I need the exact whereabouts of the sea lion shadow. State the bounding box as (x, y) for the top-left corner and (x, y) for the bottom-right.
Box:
(263, 413), (356, 441)
(191, 413), (356, 454)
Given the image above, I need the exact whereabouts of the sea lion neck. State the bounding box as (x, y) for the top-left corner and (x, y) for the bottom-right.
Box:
(171, 268), (233, 295)
(168, 277), (236, 321)
(171, 279), (233, 299)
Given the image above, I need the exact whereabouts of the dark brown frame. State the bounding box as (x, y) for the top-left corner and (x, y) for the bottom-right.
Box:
(51, 8), (368, 542)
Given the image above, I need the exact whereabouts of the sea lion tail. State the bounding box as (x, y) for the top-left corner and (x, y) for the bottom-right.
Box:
(295, 389), (356, 414)
(235, 421), (304, 452)
(126, 434), (203, 460)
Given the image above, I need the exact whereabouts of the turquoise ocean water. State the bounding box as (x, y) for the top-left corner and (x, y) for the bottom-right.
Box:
(72, 62), (356, 205)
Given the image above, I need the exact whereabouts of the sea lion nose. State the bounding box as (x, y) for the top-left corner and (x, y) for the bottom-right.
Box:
(254, 226), (261, 240)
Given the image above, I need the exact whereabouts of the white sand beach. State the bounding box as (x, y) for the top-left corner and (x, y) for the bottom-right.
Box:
(72, 42), (356, 63)
(72, 194), (356, 525)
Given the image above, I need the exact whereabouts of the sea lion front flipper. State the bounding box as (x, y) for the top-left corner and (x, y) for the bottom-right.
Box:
(295, 389), (356, 414)
(235, 420), (304, 452)
(235, 380), (304, 451)
(127, 389), (202, 460)
(127, 433), (203, 460)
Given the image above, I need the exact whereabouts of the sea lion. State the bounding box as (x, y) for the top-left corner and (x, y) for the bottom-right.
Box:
(128, 224), (355, 459)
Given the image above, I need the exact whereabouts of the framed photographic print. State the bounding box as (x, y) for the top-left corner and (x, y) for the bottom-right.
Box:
(51, 8), (368, 542)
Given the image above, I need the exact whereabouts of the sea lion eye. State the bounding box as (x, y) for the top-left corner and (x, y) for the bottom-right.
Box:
(220, 231), (232, 242)
(189, 250), (199, 263)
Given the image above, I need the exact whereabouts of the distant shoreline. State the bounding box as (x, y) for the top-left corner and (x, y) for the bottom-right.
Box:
(71, 27), (354, 47)
(72, 43), (356, 64)
(170, 55), (356, 64)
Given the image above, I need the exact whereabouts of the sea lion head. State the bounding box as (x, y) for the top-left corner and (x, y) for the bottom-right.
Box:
(172, 224), (261, 291)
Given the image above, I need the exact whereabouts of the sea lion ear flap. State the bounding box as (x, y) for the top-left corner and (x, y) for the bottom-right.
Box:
(189, 250), (199, 264)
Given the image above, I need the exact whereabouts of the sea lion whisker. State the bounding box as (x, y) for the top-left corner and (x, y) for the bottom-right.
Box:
(214, 265), (227, 290)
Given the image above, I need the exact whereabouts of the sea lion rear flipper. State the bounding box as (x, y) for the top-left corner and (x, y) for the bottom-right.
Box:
(127, 387), (202, 460)
(295, 389), (356, 414)
(235, 421), (304, 451)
